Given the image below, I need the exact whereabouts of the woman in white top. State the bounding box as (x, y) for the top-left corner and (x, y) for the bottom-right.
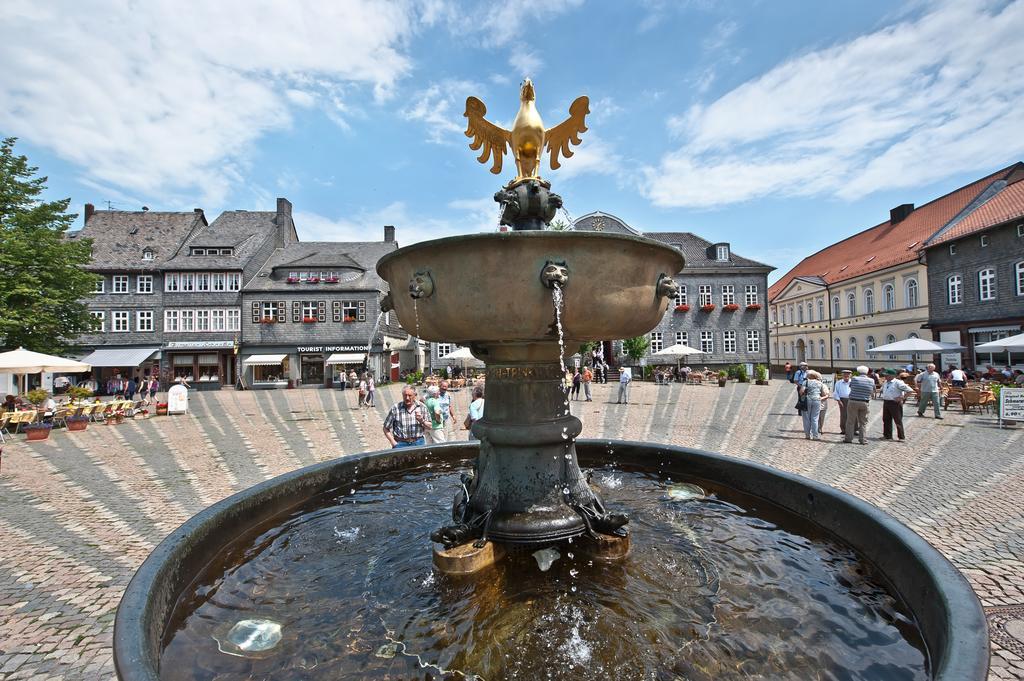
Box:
(467, 385), (484, 440)
(800, 370), (829, 440)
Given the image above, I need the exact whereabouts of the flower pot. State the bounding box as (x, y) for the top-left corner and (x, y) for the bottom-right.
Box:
(718, 378), (727, 387)
(25, 425), (52, 441)
(67, 417), (89, 432)
(674, 305), (690, 312)
(156, 403), (169, 416)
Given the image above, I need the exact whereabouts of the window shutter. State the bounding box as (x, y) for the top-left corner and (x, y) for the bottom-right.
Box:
(333, 301), (342, 322)
(251, 301), (261, 323)
(358, 300), (366, 322)
(276, 301), (286, 323)
(292, 301), (301, 322)
(317, 300), (326, 323)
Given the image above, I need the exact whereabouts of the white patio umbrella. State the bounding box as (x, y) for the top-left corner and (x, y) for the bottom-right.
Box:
(651, 343), (704, 370)
(0, 347), (91, 394)
(865, 338), (965, 357)
(444, 346), (484, 369)
(974, 332), (1024, 368)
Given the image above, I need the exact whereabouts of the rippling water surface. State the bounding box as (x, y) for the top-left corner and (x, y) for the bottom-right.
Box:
(161, 462), (929, 680)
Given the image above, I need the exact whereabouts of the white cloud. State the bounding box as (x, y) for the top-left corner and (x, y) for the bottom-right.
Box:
(296, 197), (497, 245)
(547, 134), (623, 183)
(430, 0), (584, 47)
(0, 0), (416, 206)
(644, 0), (1024, 208)
(509, 51), (543, 78)
(401, 80), (481, 144)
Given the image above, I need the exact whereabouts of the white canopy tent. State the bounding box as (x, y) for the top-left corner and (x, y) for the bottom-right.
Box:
(866, 338), (966, 358)
(650, 343), (704, 370)
(0, 347), (91, 395)
(443, 346), (484, 369)
(975, 332), (1024, 369)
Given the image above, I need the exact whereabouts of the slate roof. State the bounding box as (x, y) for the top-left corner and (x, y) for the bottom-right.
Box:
(572, 211), (641, 235)
(162, 210), (289, 270)
(644, 231), (773, 272)
(768, 163), (1021, 302)
(923, 166), (1024, 248)
(69, 209), (206, 271)
(244, 241), (398, 292)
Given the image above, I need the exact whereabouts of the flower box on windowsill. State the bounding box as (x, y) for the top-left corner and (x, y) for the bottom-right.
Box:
(343, 317), (356, 323)
(306, 277), (320, 284)
(286, 277), (299, 284)
(700, 304), (716, 312)
(674, 304), (690, 312)
(723, 303), (740, 312)
(746, 304), (762, 311)
(324, 277), (339, 284)
(260, 317), (276, 324)
(302, 317), (318, 323)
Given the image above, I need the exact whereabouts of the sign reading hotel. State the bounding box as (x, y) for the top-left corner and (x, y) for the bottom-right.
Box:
(1000, 388), (1024, 427)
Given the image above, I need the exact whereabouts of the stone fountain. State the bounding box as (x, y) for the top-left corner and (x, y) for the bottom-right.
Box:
(113, 81), (989, 680)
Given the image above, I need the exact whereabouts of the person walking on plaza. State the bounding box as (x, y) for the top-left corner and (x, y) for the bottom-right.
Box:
(383, 386), (428, 448)
(124, 375), (138, 400)
(792, 362), (808, 413)
(844, 366), (874, 445)
(466, 385), (485, 440)
(784, 361), (793, 383)
(881, 369), (913, 440)
(617, 366), (632, 404)
(914, 363), (943, 419)
(364, 373), (376, 408)
(799, 370), (828, 440)
(438, 380), (456, 439)
(582, 365), (593, 401)
(571, 368), (582, 400)
(148, 376), (159, 400)
(424, 385), (446, 444)
(833, 369), (853, 438)
(357, 373), (367, 408)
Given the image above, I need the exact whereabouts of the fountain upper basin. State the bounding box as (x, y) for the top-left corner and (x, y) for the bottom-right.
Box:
(376, 231), (685, 347)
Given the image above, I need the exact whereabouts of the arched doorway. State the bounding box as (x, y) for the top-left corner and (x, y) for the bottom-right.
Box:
(796, 339), (806, 363)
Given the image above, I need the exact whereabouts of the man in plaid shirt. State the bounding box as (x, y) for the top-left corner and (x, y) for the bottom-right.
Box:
(383, 386), (428, 448)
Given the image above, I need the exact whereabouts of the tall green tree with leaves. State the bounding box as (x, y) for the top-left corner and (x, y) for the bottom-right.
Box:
(621, 336), (650, 366)
(0, 137), (97, 353)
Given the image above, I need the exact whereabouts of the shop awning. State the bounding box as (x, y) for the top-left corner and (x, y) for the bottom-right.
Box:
(326, 353), (365, 365)
(80, 347), (160, 368)
(968, 325), (1021, 334)
(243, 354), (287, 366)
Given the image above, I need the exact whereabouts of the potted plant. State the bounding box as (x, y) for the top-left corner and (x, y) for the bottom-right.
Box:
(325, 276), (339, 283)
(307, 276), (320, 283)
(286, 276), (299, 284)
(68, 385), (93, 401)
(302, 317), (318, 323)
(156, 402), (169, 416)
(261, 317), (276, 324)
(674, 304), (690, 312)
(754, 364), (769, 385)
(717, 370), (728, 387)
(734, 364), (749, 383)
(723, 303), (740, 312)
(746, 303), (762, 311)
(700, 304), (716, 313)
(343, 316), (356, 323)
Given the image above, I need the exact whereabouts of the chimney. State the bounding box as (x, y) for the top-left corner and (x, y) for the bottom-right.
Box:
(890, 203), (915, 224)
(84, 203), (95, 224)
(275, 198), (293, 247)
(276, 197), (292, 222)
(384, 225), (395, 242)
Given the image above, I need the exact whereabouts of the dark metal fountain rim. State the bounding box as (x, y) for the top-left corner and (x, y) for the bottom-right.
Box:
(113, 440), (988, 681)
(375, 230), (686, 274)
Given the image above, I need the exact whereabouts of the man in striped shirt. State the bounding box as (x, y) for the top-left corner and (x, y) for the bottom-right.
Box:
(844, 365), (874, 445)
(383, 386), (428, 448)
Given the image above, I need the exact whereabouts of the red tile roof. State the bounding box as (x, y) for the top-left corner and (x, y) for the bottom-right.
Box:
(768, 164), (1020, 302)
(924, 169), (1024, 248)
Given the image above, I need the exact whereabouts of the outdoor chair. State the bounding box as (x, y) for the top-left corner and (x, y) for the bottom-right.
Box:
(0, 413), (10, 443)
(961, 388), (985, 414)
(943, 387), (963, 411)
(51, 407), (69, 429)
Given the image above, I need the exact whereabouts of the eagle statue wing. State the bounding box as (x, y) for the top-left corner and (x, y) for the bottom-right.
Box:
(544, 96), (590, 170)
(464, 96), (511, 175)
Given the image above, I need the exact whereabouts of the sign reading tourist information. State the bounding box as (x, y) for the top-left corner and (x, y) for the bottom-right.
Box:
(296, 345), (366, 353)
(999, 388), (1024, 427)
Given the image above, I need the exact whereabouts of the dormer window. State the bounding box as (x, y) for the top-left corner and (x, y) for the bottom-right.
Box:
(191, 248), (207, 256)
(142, 248), (154, 261)
(716, 245), (730, 261)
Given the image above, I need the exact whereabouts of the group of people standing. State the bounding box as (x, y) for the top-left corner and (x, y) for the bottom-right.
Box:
(347, 370), (375, 408)
(96, 372), (159, 400)
(382, 379), (485, 448)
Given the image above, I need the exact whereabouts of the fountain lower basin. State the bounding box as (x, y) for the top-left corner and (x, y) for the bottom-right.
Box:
(113, 441), (988, 680)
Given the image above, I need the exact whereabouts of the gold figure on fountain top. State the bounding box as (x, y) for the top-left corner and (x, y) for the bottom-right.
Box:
(464, 78), (589, 186)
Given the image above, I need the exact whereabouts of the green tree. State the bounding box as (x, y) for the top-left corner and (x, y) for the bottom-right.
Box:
(0, 137), (97, 353)
(547, 218), (570, 231)
(621, 336), (650, 366)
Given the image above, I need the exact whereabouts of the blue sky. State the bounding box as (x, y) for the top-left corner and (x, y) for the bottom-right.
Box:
(3, 0), (1023, 283)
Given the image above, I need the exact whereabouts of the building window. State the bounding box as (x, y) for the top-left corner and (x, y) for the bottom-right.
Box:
(864, 288), (874, 314)
(979, 268), (996, 301)
(93, 278), (105, 294)
(780, 306), (786, 325)
(165, 310), (179, 332)
(650, 332), (663, 353)
(113, 275), (129, 293)
(866, 336), (876, 352)
(112, 311), (130, 332)
(905, 279), (919, 308)
(142, 248), (154, 261)
(342, 301), (359, 321)
(302, 301), (318, 320)
(674, 285), (687, 307)
(788, 305), (794, 324)
(948, 275), (963, 304)
(883, 284), (895, 311)
(196, 273), (211, 292)
(831, 296), (840, 319)
(819, 339), (826, 359)
(211, 309), (226, 331)
(980, 235), (989, 247)
(165, 273), (179, 292)
(722, 285), (735, 306)
(846, 292), (856, 317)
(700, 331), (714, 354)
(227, 309), (240, 331)
(676, 331), (687, 347)
(213, 273), (226, 291)
(772, 307), (777, 324)
(180, 309), (195, 332)
(834, 338), (842, 360)
(438, 343), (452, 358)
(797, 305), (804, 324)
(196, 309), (210, 331)
(698, 285), (712, 307)
(849, 337), (858, 360)
(228, 273), (241, 291)
(191, 247), (207, 256)
(817, 298), (824, 321)
(745, 285), (758, 306)
(1018, 224), (1024, 237)
(260, 302), (275, 320)
(806, 302), (813, 323)
(89, 310), (104, 332)
(716, 245), (729, 261)
(908, 332), (919, 339)
(886, 334), (897, 360)
(746, 330), (760, 353)
(949, 244), (957, 255)
(773, 341), (779, 358)
(182, 273), (195, 292)
(136, 310), (153, 332)
(808, 340), (814, 359)
(723, 330), (736, 353)
(1016, 262), (1024, 296)
(137, 275), (153, 294)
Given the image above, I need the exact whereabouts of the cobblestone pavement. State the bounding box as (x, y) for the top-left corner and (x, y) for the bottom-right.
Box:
(1, 381), (1022, 679)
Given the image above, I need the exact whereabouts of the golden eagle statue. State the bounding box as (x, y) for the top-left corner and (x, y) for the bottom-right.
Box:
(464, 79), (589, 184)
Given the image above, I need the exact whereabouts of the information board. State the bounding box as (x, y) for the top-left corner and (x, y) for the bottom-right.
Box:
(167, 383), (189, 414)
(1000, 388), (1024, 427)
